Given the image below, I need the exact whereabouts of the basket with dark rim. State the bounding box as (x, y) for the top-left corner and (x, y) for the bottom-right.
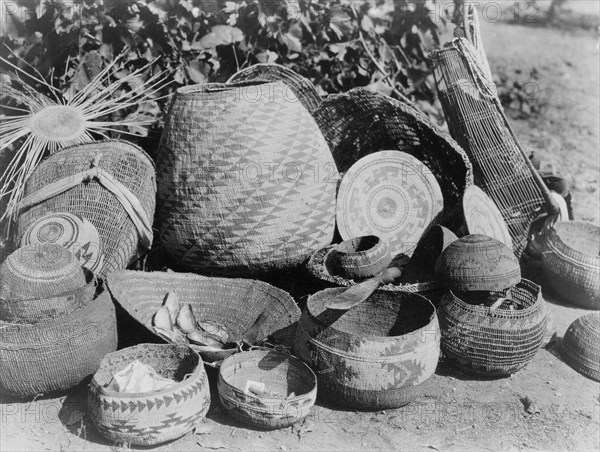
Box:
(89, 343), (210, 446)
(438, 279), (547, 376)
(106, 270), (301, 364)
(312, 88), (473, 230)
(218, 349), (317, 429)
(16, 140), (156, 278)
(325, 235), (392, 280)
(560, 313), (600, 381)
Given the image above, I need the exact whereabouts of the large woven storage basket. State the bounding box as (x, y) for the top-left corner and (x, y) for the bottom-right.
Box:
(156, 81), (338, 277)
(312, 88), (473, 230)
(438, 279), (547, 376)
(0, 289), (118, 398)
(89, 344), (210, 446)
(15, 140), (156, 278)
(294, 288), (440, 410)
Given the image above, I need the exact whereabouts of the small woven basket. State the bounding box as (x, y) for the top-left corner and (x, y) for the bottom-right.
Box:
(218, 349), (317, 429)
(16, 140), (157, 278)
(325, 235), (392, 280)
(438, 279), (547, 376)
(89, 344), (210, 446)
(541, 221), (600, 309)
(561, 313), (600, 381)
(0, 289), (118, 398)
(295, 288), (440, 410)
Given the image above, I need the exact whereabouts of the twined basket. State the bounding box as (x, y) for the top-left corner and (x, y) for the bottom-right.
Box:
(294, 288), (440, 410)
(156, 81), (338, 276)
(312, 88), (473, 230)
(0, 289), (117, 398)
(218, 349), (317, 429)
(561, 313), (600, 381)
(541, 221), (600, 309)
(89, 344), (210, 446)
(438, 279), (547, 376)
(16, 140), (156, 278)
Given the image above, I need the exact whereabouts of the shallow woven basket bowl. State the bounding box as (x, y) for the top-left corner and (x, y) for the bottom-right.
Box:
(0, 243), (96, 323)
(0, 289), (117, 398)
(325, 235), (392, 280)
(294, 288), (439, 410)
(541, 221), (600, 309)
(435, 234), (521, 291)
(438, 279), (547, 376)
(106, 271), (301, 362)
(88, 344), (210, 446)
(218, 349), (317, 429)
(560, 313), (600, 381)
(16, 140), (156, 278)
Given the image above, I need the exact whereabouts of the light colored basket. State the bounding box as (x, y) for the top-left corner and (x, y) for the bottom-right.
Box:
(561, 313), (600, 381)
(218, 349), (317, 429)
(156, 81), (338, 276)
(438, 279), (547, 376)
(89, 344), (210, 446)
(541, 221), (600, 309)
(326, 235), (392, 280)
(294, 288), (440, 410)
(0, 289), (118, 398)
(16, 140), (156, 278)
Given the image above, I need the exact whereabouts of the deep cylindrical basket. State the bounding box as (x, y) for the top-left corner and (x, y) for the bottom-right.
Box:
(325, 235), (392, 280)
(294, 288), (440, 410)
(438, 279), (547, 376)
(156, 81), (338, 277)
(0, 289), (118, 398)
(541, 221), (600, 309)
(218, 349), (317, 429)
(16, 140), (157, 278)
(561, 313), (600, 381)
(89, 344), (210, 446)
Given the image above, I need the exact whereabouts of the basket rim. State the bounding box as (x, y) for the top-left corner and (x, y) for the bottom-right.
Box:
(176, 80), (283, 96)
(545, 222), (600, 267)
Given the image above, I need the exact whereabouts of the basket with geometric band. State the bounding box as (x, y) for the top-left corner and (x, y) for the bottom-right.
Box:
(89, 344), (210, 446)
(15, 140), (156, 278)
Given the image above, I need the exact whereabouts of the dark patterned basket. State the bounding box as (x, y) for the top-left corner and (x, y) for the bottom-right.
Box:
(89, 344), (210, 446)
(561, 313), (600, 381)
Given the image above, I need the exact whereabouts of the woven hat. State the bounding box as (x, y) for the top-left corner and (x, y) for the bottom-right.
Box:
(463, 185), (512, 248)
(435, 234), (521, 291)
(561, 313), (600, 381)
(336, 151), (444, 258)
(21, 212), (103, 273)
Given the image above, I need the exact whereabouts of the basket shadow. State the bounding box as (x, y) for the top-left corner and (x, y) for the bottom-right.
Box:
(434, 356), (511, 382)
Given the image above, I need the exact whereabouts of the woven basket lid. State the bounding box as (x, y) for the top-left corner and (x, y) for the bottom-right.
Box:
(463, 185), (512, 249)
(336, 151), (444, 258)
(21, 212), (103, 273)
(0, 243), (87, 301)
(435, 234), (521, 291)
(561, 312), (600, 381)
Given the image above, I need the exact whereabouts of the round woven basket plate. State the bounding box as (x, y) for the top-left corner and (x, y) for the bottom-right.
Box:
(463, 186), (512, 248)
(336, 151), (443, 257)
(21, 212), (103, 273)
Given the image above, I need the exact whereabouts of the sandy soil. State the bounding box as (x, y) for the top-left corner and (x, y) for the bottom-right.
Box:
(1, 9), (599, 452)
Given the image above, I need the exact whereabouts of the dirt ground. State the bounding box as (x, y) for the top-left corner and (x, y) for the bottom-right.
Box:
(1, 4), (599, 452)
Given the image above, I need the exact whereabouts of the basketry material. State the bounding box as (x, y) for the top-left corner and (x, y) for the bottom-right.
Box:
(0, 289), (118, 398)
(438, 279), (547, 376)
(89, 344), (210, 446)
(156, 81), (337, 276)
(294, 288), (439, 410)
(218, 349), (317, 429)
(16, 140), (157, 278)
(326, 235), (392, 280)
(561, 313), (600, 381)
(541, 221), (600, 309)
(312, 88), (473, 231)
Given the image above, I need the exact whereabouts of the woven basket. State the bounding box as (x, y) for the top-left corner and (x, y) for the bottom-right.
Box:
(16, 140), (157, 278)
(438, 279), (547, 376)
(0, 289), (117, 398)
(435, 234), (521, 291)
(106, 270), (301, 362)
(89, 344), (210, 446)
(227, 63), (322, 113)
(312, 88), (473, 230)
(541, 221), (600, 309)
(156, 81), (338, 277)
(326, 235), (392, 280)
(561, 313), (600, 381)
(294, 288), (439, 410)
(218, 349), (317, 429)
